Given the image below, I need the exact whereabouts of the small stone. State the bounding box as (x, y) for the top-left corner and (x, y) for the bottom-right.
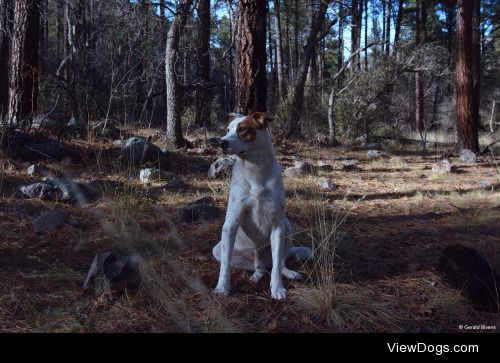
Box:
(478, 179), (493, 189)
(317, 177), (338, 191)
(139, 168), (178, 184)
(459, 149), (477, 163)
(33, 208), (70, 234)
(208, 157), (235, 179)
(27, 164), (51, 177)
(432, 159), (452, 174)
(367, 150), (389, 160)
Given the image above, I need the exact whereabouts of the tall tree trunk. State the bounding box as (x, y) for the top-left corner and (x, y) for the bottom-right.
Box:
(293, 0), (299, 79)
(382, 0), (386, 54)
(194, 0), (211, 128)
(358, 0), (363, 71)
(284, 0), (293, 82)
(351, 0), (359, 71)
(386, 0), (391, 55)
(0, 0), (12, 118)
(274, 0), (286, 100)
(7, 0), (39, 125)
(456, 0), (479, 151)
(338, 0), (344, 77)
(166, 0), (193, 147)
(235, 0), (267, 114)
(364, 0), (368, 69)
(415, 0), (427, 132)
(393, 0), (403, 56)
(288, 0), (331, 137)
(471, 0), (481, 134)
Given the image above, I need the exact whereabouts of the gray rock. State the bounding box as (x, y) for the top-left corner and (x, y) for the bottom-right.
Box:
(342, 159), (358, 167)
(317, 177), (338, 191)
(33, 208), (70, 234)
(83, 252), (141, 298)
(432, 159), (452, 174)
(27, 164), (51, 177)
(91, 120), (120, 140)
(478, 179), (493, 189)
(459, 149), (477, 163)
(208, 157), (235, 179)
(176, 196), (220, 223)
(367, 150), (389, 160)
(284, 161), (317, 178)
(27, 139), (81, 162)
(139, 168), (178, 184)
(356, 134), (368, 143)
(16, 178), (101, 205)
(120, 137), (168, 166)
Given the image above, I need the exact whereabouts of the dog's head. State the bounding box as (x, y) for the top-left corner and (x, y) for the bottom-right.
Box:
(219, 112), (274, 156)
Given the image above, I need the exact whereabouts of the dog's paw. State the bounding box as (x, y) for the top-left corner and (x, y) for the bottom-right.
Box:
(283, 268), (303, 281)
(212, 285), (229, 297)
(250, 270), (265, 283)
(271, 286), (287, 300)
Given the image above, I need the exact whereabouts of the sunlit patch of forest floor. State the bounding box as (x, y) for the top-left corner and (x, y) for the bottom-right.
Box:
(1, 129), (499, 332)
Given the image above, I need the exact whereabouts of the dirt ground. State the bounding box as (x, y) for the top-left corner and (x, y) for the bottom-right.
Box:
(1, 130), (499, 332)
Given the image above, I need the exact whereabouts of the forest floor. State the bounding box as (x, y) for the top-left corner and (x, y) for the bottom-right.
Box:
(1, 128), (500, 332)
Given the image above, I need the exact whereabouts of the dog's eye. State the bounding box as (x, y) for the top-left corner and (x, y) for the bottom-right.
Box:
(227, 128), (229, 133)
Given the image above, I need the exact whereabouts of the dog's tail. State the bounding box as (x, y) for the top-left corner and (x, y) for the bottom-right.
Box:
(289, 246), (313, 263)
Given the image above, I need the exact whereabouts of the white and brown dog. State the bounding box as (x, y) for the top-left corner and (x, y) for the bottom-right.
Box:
(212, 112), (312, 300)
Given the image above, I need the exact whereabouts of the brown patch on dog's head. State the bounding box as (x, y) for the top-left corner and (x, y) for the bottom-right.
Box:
(236, 112), (274, 142)
(227, 114), (237, 123)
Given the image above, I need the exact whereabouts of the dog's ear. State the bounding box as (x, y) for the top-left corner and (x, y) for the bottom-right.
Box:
(249, 112), (274, 128)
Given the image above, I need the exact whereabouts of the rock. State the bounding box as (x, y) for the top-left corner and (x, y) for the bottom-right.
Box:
(139, 168), (178, 184)
(176, 196), (220, 223)
(432, 159), (452, 174)
(91, 120), (120, 140)
(459, 149), (477, 163)
(65, 116), (87, 138)
(120, 137), (168, 166)
(341, 159), (359, 171)
(27, 139), (82, 162)
(27, 164), (51, 177)
(16, 182), (71, 202)
(317, 177), (338, 191)
(438, 245), (500, 312)
(478, 179), (493, 189)
(208, 157), (235, 179)
(112, 139), (123, 147)
(16, 178), (101, 205)
(284, 161), (317, 178)
(356, 134), (368, 143)
(367, 150), (389, 160)
(31, 115), (65, 134)
(83, 252), (141, 298)
(33, 208), (70, 234)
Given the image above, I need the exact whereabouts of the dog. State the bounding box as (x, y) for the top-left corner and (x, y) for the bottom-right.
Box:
(212, 112), (312, 300)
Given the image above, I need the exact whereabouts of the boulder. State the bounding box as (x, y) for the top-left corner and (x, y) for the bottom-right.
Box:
(176, 196), (220, 223)
(284, 161), (317, 178)
(432, 159), (452, 174)
(33, 208), (70, 234)
(120, 137), (168, 166)
(459, 149), (477, 163)
(367, 150), (389, 160)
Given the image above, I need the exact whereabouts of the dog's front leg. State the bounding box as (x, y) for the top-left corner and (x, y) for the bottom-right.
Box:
(270, 224), (287, 300)
(213, 209), (243, 297)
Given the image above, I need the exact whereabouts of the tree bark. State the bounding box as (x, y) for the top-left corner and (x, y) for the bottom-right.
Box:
(7, 0), (39, 125)
(0, 0), (12, 118)
(456, 0), (480, 151)
(351, 0), (359, 71)
(364, 0), (368, 69)
(194, 0), (211, 127)
(415, 0), (427, 132)
(393, 0), (403, 56)
(274, 0), (286, 100)
(235, 0), (267, 114)
(288, 0), (331, 137)
(166, 0), (194, 147)
(386, 0), (391, 55)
